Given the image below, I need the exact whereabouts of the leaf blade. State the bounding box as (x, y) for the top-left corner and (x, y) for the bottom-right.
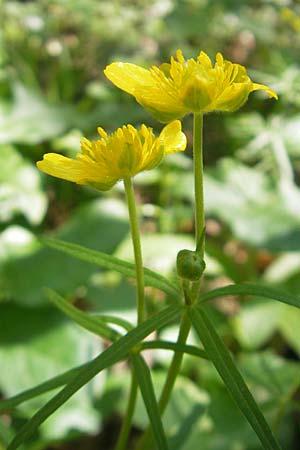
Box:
(199, 283), (300, 309)
(140, 340), (208, 360)
(7, 304), (182, 450)
(41, 237), (181, 301)
(188, 305), (282, 450)
(0, 364), (85, 413)
(45, 288), (120, 341)
(132, 354), (169, 450)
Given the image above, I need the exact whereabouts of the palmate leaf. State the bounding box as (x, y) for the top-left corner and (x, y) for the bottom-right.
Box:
(188, 305), (282, 450)
(41, 237), (181, 301)
(132, 354), (169, 450)
(199, 283), (300, 309)
(7, 304), (182, 450)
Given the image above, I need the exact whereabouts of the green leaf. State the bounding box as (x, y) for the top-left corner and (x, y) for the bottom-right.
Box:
(94, 314), (134, 332)
(42, 236), (181, 301)
(199, 283), (300, 309)
(116, 233), (195, 277)
(132, 354), (169, 450)
(278, 306), (300, 353)
(188, 305), (281, 450)
(204, 158), (300, 250)
(140, 340), (208, 360)
(45, 288), (120, 342)
(7, 304), (182, 450)
(1, 198), (130, 305)
(0, 145), (47, 225)
(0, 364), (86, 413)
(0, 304), (100, 440)
(233, 298), (283, 350)
(0, 84), (78, 145)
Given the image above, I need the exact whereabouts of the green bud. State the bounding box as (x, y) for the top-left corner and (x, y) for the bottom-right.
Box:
(176, 249), (206, 281)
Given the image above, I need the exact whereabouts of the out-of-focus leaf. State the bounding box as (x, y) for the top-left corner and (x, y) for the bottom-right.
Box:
(42, 237), (181, 302)
(233, 298), (283, 350)
(0, 145), (47, 224)
(0, 198), (129, 305)
(45, 288), (120, 341)
(227, 113), (300, 159)
(204, 158), (300, 250)
(0, 84), (78, 144)
(7, 304), (181, 450)
(115, 233), (195, 276)
(0, 226), (39, 262)
(240, 351), (300, 399)
(0, 303), (101, 442)
(278, 307), (300, 355)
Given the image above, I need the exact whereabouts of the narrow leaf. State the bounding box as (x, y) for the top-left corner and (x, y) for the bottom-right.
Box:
(140, 340), (208, 360)
(94, 314), (134, 332)
(45, 288), (120, 341)
(41, 237), (181, 301)
(199, 283), (300, 309)
(132, 354), (169, 450)
(0, 364), (86, 412)
(188, 306), (281, 450)
(8, 304), (182, 450)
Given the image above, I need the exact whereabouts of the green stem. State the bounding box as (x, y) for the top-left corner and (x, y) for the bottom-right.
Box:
(117, 177), (145, 450)
(115, 370), (138, 450)
(123, 177), (145, 325)
(134, 113), (206, 450)
(135, 312), (191, 450)
(193, 113), (205, 255)
(191, 113), (205, 301)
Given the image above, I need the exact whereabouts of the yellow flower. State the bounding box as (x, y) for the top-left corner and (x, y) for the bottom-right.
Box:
(36, 121), (186, 191)
(104, 50), (278, 122)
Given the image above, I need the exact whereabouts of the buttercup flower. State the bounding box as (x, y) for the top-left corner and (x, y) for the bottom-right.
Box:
(37, 121), (186, 191)
(104, 50), (278, 122)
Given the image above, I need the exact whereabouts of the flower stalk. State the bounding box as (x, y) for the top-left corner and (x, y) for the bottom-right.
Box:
(193, 113), (205, 255)
(123, 176), (145, 324)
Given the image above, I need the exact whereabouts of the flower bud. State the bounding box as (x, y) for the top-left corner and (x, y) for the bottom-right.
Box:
(176, 249), (206, 281)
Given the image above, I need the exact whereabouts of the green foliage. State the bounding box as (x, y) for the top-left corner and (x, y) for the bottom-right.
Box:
(1, 0), (300, 449)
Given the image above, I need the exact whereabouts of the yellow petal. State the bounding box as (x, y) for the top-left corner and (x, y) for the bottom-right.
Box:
(104, 62), (153, 96)
(36, 153), (85, 183)
(252, 83), (278, 99)
(159, 120), (187, 154)
(197, 51), (213, 68)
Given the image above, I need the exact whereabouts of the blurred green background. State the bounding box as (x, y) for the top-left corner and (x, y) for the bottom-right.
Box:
(1, 0), (300, 448)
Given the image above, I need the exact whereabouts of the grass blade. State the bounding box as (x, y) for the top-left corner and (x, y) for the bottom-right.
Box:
(7, 304), (182, 450)
(199, 283), (300, 309)
(132, 354), (169, 450)
(45, 288), (120, 341)
(188, 305), (281, 450)
(42, 237), (181, 301)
